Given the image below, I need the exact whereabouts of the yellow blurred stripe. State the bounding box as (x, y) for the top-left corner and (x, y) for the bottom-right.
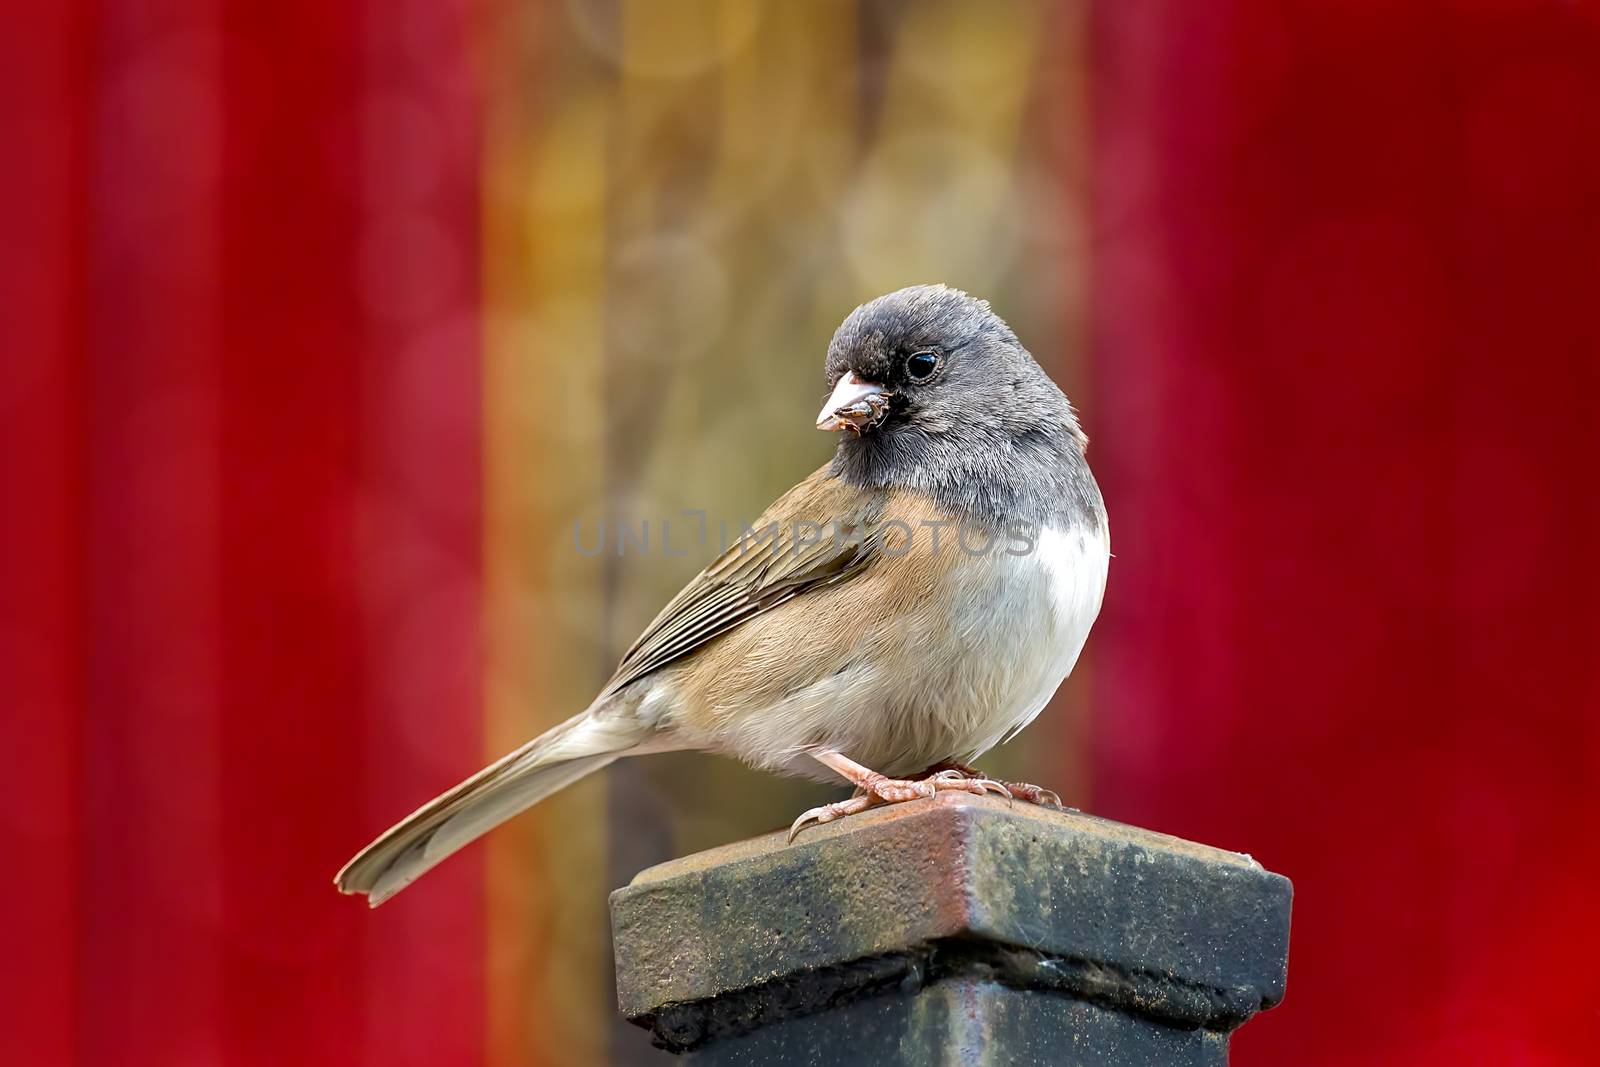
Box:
(481, 3), (612, 1063)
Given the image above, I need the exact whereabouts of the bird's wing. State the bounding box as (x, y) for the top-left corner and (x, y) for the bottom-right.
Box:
(603, 464), (887, 695)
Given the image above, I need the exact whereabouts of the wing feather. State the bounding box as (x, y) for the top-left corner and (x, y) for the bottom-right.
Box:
(603, 465), (886, 695)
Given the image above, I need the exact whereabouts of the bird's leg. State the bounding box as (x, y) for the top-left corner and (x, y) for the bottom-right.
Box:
(814, 750), (1011, 802)
(788, 750), (1011, 841)
(917, 760), (1064, 809)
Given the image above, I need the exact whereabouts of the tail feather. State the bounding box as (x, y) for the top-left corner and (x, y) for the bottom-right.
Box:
(335, 707), (644, 906)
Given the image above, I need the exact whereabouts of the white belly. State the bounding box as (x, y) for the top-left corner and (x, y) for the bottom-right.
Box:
(937, 521), (1112, 762)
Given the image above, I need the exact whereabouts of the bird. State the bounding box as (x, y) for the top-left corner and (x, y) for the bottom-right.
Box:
(336, 284), (1109, 906)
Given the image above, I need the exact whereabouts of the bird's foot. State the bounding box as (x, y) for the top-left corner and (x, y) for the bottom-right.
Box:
(789, 756), (1012, 842)
(920, 761), (1063, 809)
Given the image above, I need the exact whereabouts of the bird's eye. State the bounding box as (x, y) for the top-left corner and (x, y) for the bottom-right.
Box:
(905, 351), (939, 381)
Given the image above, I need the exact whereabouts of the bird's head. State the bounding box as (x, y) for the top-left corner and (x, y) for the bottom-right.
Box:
(817, 284), (1079, 449)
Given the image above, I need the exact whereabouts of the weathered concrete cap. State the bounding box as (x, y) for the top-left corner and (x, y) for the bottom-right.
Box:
(611, 793), (1292, 1054)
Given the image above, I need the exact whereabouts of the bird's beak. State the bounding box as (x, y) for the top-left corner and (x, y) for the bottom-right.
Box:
(817, 372), (892, 433)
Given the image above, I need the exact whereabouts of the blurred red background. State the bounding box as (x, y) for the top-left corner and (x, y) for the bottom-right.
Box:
(4, 1), (1598, 1065)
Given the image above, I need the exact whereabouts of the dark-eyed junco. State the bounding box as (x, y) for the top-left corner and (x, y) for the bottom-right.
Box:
(338, 284), (1108, 905)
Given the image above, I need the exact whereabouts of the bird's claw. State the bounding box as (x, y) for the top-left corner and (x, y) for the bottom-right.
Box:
(788, 794), (874, 843)
(1004, 782), (1063, 808)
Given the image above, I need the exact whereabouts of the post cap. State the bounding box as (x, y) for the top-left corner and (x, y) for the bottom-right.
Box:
(611, 793), (1292, 1055)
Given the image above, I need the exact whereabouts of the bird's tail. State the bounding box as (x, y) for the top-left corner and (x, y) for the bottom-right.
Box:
(335, 704), (648, 906)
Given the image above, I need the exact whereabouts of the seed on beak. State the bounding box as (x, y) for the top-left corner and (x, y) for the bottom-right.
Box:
(817, 372), (892, 433)
(830, 393), (891, 434)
